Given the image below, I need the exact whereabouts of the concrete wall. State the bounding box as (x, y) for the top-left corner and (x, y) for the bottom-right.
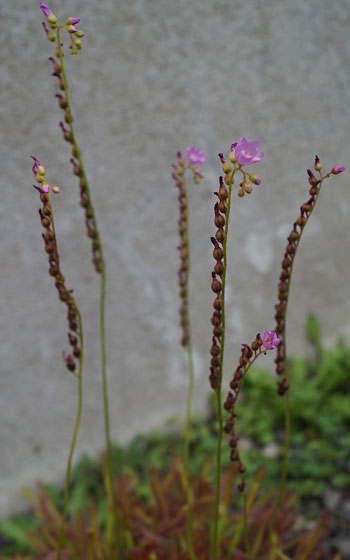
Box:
(1, 0), (349, 515)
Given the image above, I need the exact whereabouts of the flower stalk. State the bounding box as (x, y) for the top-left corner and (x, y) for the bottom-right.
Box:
(172, 148), (205, 560)
(39, 6), (120, 554)
(269, 157), (345, 557)
(210, 138), (263, 559)
(32, 158), (84, 560)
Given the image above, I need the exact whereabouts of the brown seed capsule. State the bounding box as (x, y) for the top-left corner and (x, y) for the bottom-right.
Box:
(211, 279), (222, 293)
(230, 449), (238, 461)
(219, 186), (228, 200)
(216, 229), (225, 243)
(214, 261), (224, 276)
(230, 379), (239, 391)
(218, 201), (227, 214)
(213, 326), (222, 337)
(214, 214), (225, 228)
(41, 217), (50, 228)
(211, 312), (222, 327)
(44, 243), (54, 254)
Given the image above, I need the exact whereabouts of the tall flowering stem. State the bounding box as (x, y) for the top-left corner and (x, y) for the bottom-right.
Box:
(269, 157), (345, 556)
(39, 6), (120, 554)
(31, 157), (83, 560)
(209, 138), (263, 560)
(172, 148), (205, 560)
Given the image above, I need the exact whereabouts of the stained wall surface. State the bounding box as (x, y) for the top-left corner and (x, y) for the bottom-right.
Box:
(0, 0), (349, 515)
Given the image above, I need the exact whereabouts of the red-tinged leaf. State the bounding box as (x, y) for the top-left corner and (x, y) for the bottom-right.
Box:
(43, 550), (71, 560)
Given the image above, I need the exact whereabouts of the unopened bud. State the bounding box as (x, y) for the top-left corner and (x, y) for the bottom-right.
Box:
(237, 188), (245, 197)
(47, 32), (56, 41)
(51, 185), (60, 194)
(229, 151), (236, 163)
(332, 166), (345, 175)
(314, 156), (322, 172)
(222, 162), (232, 174)
(242, 181), (252, 193)
(249, 174), (261, 185)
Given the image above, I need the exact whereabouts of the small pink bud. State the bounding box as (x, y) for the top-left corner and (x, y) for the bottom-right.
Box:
(332, 166), (345, 175)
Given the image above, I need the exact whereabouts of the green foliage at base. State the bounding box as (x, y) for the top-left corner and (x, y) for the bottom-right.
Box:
(0, 317), (348, 556)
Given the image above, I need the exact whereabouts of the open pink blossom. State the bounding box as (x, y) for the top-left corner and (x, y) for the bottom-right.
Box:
(186, 147), (206, 165)
(232, 136), (264, 166)
(262, 331), (281, 350)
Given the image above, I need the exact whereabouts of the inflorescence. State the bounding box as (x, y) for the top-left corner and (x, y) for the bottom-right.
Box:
(209, 137), (263, 391)
(32, 156), (81, 374)
(172, 148), (205, 346)
(223, 331), (281, 491)
(39, 3), (103, 273)
(274, 156), (345, 396)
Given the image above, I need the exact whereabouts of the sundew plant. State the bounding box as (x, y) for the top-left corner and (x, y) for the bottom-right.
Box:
(14, 3), (346, 560)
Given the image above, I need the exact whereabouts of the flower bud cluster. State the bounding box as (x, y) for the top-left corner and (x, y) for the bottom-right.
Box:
(40, 3), (84, 54)
(32, 157), (81, 374)
(171, 151), (205, 345)
(209, 177), (228, 390)
(274, 156), (345, 396)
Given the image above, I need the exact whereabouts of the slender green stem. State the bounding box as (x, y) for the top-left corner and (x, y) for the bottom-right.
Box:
(181, 176), (196, 560)
(243, 493), (252, 560)
(213, 176), (234, 560)
(57, 313), (83, 560)
(268, 393), (290, 560)
(46, 192), (84, 560)
(55, 28), (120, 554)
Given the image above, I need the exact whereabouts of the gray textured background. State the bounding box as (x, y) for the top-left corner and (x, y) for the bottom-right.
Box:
(1, 0), (349, 516)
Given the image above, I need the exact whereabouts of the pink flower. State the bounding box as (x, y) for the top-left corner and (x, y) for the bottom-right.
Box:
(186, 147), (206, 165)
(232, 136), (264, 166)
(262, 331), (281, 350)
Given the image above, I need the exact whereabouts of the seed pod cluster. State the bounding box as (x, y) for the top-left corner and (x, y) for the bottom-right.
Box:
(32, 158), (81, 374)
(171, 152), (205, 345)
(47, 55), (102, 274)
(274, 156), (341, 396)
(172, 163), (190, 346)
(209, 176), (228, 390)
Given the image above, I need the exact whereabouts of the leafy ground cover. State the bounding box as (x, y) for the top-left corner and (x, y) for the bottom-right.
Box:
(1, 316), (348, 556)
